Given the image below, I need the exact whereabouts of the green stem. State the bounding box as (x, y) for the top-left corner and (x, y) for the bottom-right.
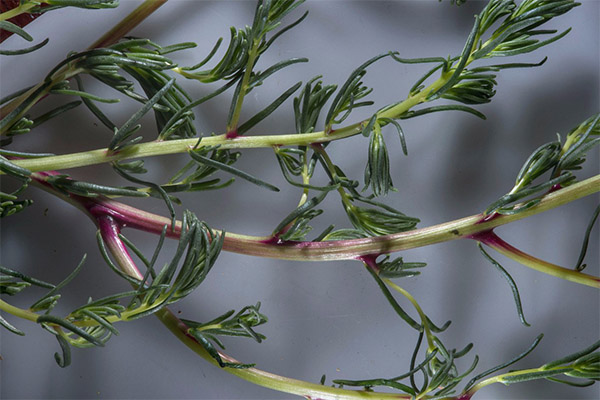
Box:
(156, 306), (412, 400)
(477, 232), (600, 288)
(0, 1), (37, 22)
(384, 279), (435, 352)
(97, 213), (411, 400)
(312, 143), (354, 208)
(7, 127), (363, 172)
(464, 364), (573, 398)
(31, 171), (599, 287)
(226, 40), (260, 135)
(0, 299), (39, 323)
(0, 0), (166, 126)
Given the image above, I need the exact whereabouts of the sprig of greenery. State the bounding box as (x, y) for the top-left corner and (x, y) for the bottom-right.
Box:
(0, 0), (118, 55)
(485, 114), (599, 215)
(183, 303), (268, 368)
(463, 336), (599, 397)
(0, 1), (597, 399)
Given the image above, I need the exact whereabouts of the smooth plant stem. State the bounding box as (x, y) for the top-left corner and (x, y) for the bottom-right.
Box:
(0, 1), (36, 22)
(31, 173), (600, 269)
(463, 365), (573, 399)
(0, 0), (166, 124)
(384, 279), (435, 352)
(226, 41), (260, 135)
(97, 213), (412, 400)
(2, 42), (465, 170)
(156, 305), (414, 400)
(7, 124), (363, 173)
(312, 143), (354, 207)
(0, 299), (39, 323)
(89, 0), (168, 49)
(473, 231), (600, 288)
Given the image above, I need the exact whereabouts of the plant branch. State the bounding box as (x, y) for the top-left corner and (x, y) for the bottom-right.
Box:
(471, 230), (600, 288)
(30, 171), (600, 270)
(0, 0), (167, 122)
(96, 209), (412, 400)
(0, 1), (37, 22)
(89, 0), (168, 49)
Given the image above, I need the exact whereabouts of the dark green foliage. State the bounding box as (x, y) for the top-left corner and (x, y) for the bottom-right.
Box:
(1, 1), (596, 397)
(0, 156), (32, 218)
(364, 118), (394, 197)
(189, 146), (279, 192)
(486, 114), (599, 215)
(324, 54), (388, 132)
(293, 76), (336, 134)
(184, 303), (268, 368)
(478, 243), (529, 326)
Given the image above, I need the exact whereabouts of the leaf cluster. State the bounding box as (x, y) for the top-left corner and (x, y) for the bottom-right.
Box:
(0, 154), (32, 217)
(485, 114), (599, 215)
(334, 263), (476, 399)
(0, 0), (118, 55)
(184, 303), (268, 368)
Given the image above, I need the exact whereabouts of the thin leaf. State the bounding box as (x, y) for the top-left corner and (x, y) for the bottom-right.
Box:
(109, 78), (175, 151)
(400, 105), (486, 120)
(477, 243), (529, 326)
(0, 38), (49, 56)
(0, 314), (25, 335)
(574, 204), (600, 271)
(238, 81), (302, 134)
(189, 150), (279, 192)
(464, 334), (544, 392)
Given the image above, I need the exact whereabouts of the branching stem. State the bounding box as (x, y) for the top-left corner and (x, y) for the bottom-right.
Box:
(30, 172), (600, 285)
(471, 230), (600, 288)
(96, 208), (412, 400)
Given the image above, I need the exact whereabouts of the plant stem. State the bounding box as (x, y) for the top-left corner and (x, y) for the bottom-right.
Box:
(0, 0), (167, 123)
(0, 1), (36, 22)
(0, 299), (39, 322)
(89, 0), (168, 49)
(384, 279), (435, 352)
(226, 40), (261, 136)
(30, 172), (600, 286)
(7, 123), (364, 173)
(472, 230), (600, 288)
(464, 365), (574, 399)
(97, 211), (412, 400)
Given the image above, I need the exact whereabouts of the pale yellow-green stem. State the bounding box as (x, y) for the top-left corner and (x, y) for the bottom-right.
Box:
(384, 279), (435, 352)
(479, 233), (600, 288)
(227, 40), (261, 134)
(0, 1), (37, 22)
(464, 365), (573, 399)
(0, 299), (39, 323)
(96, 213), (413, 400)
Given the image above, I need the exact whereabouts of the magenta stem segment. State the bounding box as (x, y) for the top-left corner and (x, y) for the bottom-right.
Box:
(29, 172), (600, 270)
(95, 208), (414, 400)
(470, 230), (600, 288)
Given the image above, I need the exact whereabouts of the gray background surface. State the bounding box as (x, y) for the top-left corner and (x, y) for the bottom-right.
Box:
(1, 1), (599, 399)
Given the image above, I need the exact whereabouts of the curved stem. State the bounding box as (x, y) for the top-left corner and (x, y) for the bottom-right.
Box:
(0, 299), (39, 323)
(30, 173), (600, 269)
(97, 210), (412, 400)
(384, 279), (435, 352)
(471, 230), (600, 288)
